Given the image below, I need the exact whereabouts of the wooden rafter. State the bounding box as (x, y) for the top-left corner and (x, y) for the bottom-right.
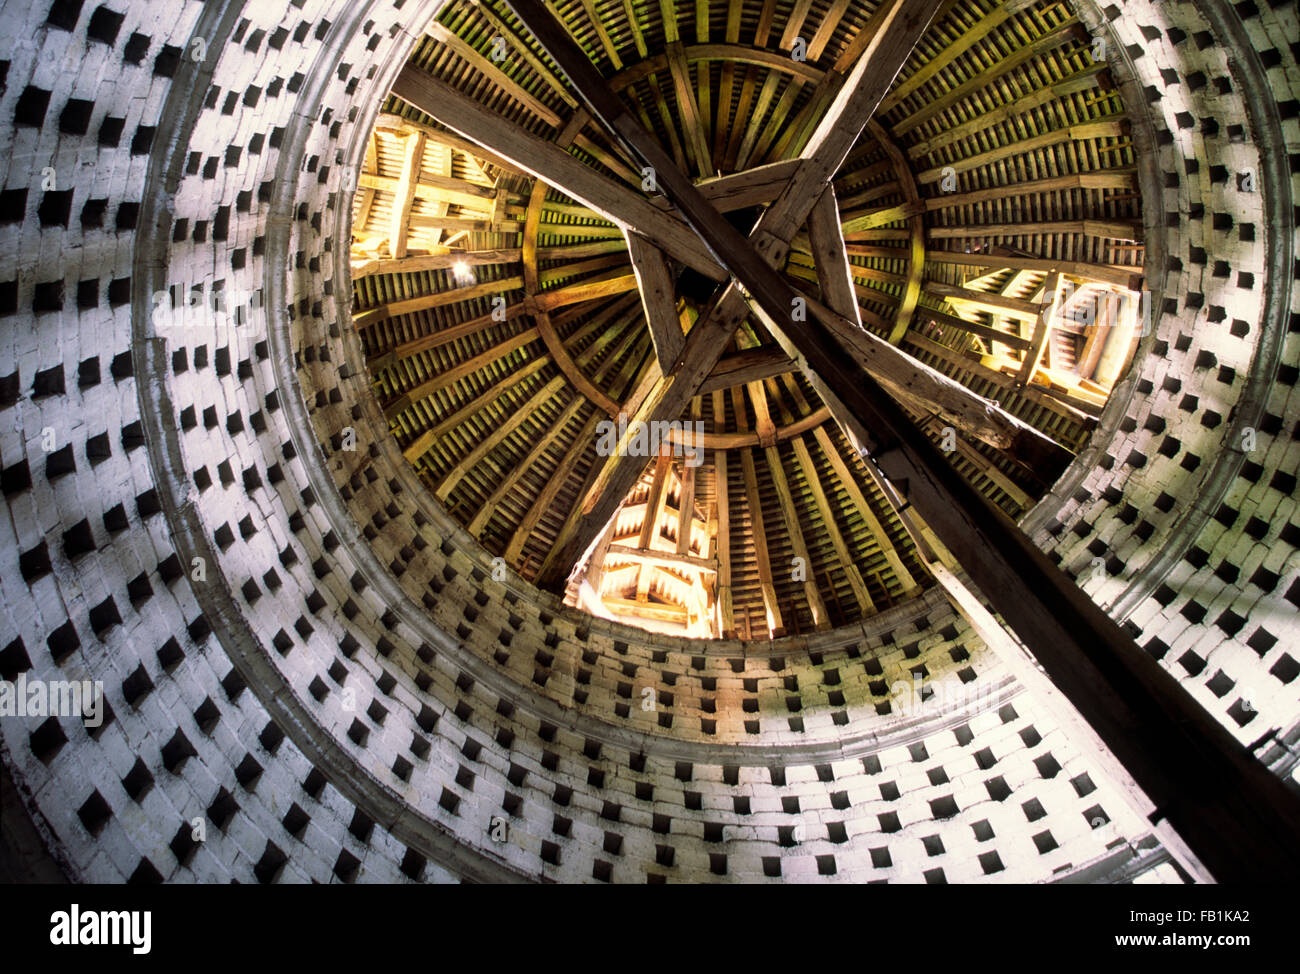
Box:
(390, 131), (426, 260)
(624, 232), (683, 373)
(391, 67), (727, 281)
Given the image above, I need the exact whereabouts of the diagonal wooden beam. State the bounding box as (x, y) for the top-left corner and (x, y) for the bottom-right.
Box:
(521, 0), (954, 590)
(1017, 271), (1062, 385)
(390, 132), (426, 260)
(736, 398), (783, 636)
(763, 376), (879, 616)
(915, 303), (1034, 353)
(353, 132), (381, 234)
(434, 377), (569, 502)
(764, 443), (829, 628)
(712, 393), (735, 637)
(889, 19), (1088, 136)
(534, 289), (749, 588)
(806, 185), (861, 327)
(623, 232), (684, 373)
(634, 448), (674, 599)
(924, 281), (1042, 322)
(665, 40), (712, 176)
(699, 346), (792, 396)
(354, 276), (525, 331)
(695, 160), (799, 211)
(390, 67), (726, 281)
(675, 463), (697, 558)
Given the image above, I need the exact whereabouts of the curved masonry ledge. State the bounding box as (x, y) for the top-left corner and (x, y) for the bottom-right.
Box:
(0, 0), (1294, 884)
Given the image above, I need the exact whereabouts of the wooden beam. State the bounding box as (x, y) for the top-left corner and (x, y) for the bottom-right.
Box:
(914, 305), (1034, 353)
(695, 160), (800, 211)
(860, 121), (924, 344)
(636, 449), (673, 550)
(604, 597), (688, 624)
(923, 170), (1137, 211)
(358, 169), (499, 208)
(750, 293), (1068, 471)
(904, 331), (1094, 427)
(712, 407), (735, 636)
(764, 444), (829, 628)
(925, 250), (1143, 291)
(533, 272), (639, 311)
(745, 377), (777, 446)
(666, 40), (712, 176)
(390, 67), (727, 281)
(533, 291), (749, 589)
(606, 545), (716, 574)
(624, 232), (684, 372)
(1017, 271), (1062, 385)
(806, 185), (859, 325)
(367, 299), (532, 373)
(924, 281), (1042, 321)
(740, 447), (783, 636)
(915, 413), (1033, 510)
(915, 121), (1127, 184)
(355, 276), (524, 330)
(777, 375), (917, 592)
(450, 1), (580, 109)
(353, 132), (380, 233)
(390, 132), (426, 260)
(518, 114), (626, 423)
(352, 249), (522, 279)
(906, 65), (1110, 159)
(502, 411), (595, 567)
(789, 434), (875, 614)
(522, 0), (959, 589)
(375, 113), (527, 177)
(875, 0), (1030, 114)
(888, 18), (1087, 134)
(676, 401), (700, 556)
(533, 313), (620, 415)
(926, 219), (1142, 243)
(407, 214), (523, 234)
(653, 404), (829, 450)
(1076, 286), (1116, 382)
(699, 346), (793, 396)
(635, 449), (674, 599)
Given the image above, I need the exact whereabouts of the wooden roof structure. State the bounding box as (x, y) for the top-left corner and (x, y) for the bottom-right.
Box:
(349, 0), (1144, 639)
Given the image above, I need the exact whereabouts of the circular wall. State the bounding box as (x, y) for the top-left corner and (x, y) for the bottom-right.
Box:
(0, 0), (1295, 884)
